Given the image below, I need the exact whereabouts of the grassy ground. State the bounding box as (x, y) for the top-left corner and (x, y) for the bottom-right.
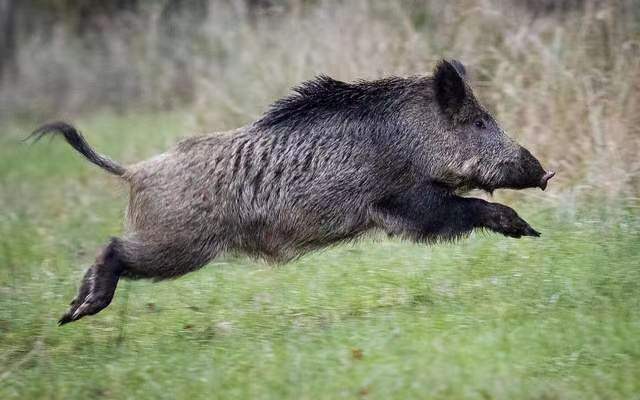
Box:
(1, 113), (639, 399)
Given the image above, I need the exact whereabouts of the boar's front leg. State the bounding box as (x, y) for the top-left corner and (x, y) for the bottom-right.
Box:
(475, 201), (540, 238)
(374, 184), (539, 242)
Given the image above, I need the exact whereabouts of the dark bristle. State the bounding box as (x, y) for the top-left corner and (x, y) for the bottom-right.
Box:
(254, 75), (415, 130)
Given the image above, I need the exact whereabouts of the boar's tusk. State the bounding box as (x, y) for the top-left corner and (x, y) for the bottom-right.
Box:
(539, 171), (556, 190)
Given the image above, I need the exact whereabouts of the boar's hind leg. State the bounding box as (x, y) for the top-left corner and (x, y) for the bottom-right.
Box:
(114, 234), (219, 280)
(59, 238), (124, 325)
(59, 235), (219, 325)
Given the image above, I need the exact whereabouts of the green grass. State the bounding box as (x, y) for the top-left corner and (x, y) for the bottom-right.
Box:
(1, 113), (639, 400)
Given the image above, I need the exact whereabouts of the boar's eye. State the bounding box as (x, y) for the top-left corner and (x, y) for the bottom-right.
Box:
(474, 119), (486, 130)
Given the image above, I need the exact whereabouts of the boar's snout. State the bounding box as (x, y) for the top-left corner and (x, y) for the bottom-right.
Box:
(519, 147), (555, 191)
(495, 147), (554, 191)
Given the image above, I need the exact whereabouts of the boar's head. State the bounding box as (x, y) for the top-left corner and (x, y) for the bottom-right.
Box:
(420, 59), (555, 193)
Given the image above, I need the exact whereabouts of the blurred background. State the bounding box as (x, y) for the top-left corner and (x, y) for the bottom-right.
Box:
(1, 1), (639, 399)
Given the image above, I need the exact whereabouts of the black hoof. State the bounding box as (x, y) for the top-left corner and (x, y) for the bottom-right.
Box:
(58, 240), (123, 326)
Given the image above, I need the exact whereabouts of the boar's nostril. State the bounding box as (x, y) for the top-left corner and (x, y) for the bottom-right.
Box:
(539, 171), (556, 190)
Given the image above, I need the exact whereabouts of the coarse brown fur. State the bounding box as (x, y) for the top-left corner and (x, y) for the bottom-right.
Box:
(30, 59), (554, 325)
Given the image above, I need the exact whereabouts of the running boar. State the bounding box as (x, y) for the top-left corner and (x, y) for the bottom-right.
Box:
(31, 59), (554, 325)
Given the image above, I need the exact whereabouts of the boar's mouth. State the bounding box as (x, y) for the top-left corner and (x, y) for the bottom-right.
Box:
(433, 150), (555, 194)
(449, 169), (555, 194)
(491, 168), (556, 192)
(469, 147), (555, 193)
(467, 170), (555, 193)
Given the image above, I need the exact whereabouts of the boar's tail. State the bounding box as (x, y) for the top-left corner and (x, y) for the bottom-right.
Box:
(28, 121), (127, 177)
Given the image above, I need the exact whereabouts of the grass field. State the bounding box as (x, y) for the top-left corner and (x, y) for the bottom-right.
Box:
(1, 113), (639, 399)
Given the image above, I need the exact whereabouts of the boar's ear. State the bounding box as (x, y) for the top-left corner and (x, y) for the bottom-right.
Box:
(434, 59), (468, 120)
(449, 59), (467, 78)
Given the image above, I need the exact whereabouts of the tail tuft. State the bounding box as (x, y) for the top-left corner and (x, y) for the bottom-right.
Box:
(27, 121), (126, 176)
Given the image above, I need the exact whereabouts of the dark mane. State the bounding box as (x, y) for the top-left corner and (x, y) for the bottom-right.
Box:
(254, 75), (418, 130)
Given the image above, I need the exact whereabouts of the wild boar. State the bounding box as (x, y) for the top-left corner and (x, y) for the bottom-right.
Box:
(31, 59), (554, 325)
